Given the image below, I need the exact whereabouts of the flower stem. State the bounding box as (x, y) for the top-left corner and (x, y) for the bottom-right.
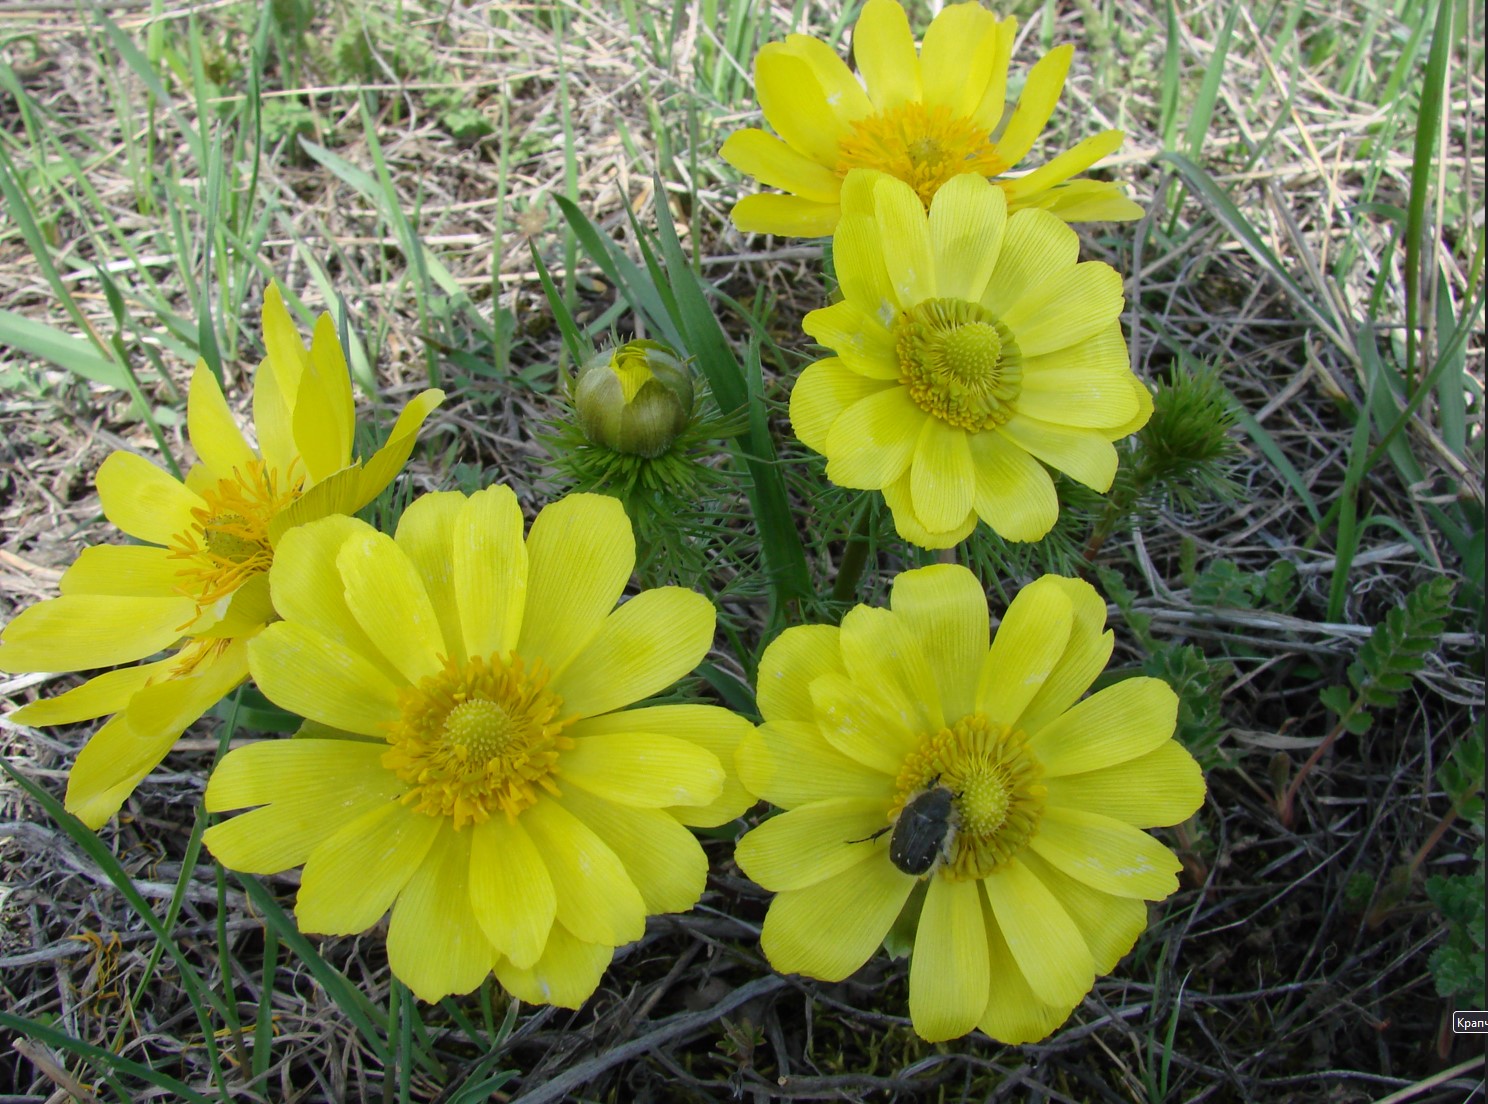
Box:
(832, 498), (875, 604)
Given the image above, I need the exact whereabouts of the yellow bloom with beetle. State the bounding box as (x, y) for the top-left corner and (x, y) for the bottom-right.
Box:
(734, 565), (1204, 1043)
(791, 169), (1151, 548)
(0, 286), (444, 829)
(722, 0), (1142, 237)
(203, 487), (754, 1005)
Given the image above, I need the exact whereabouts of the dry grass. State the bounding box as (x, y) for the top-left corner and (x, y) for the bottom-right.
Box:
(0, 0), (1484, 1100)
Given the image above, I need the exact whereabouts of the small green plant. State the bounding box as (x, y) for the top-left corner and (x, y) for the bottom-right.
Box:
(1425, 724), (1485, 1005)
(1280, 576), (1456, 825)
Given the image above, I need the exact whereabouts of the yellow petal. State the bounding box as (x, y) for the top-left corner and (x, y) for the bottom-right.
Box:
(251, 310), (300, 486)
(1023, 319), (1130, 376)
(853, 0), (922, 111)
(977, 884), (1077, 1044)
(394, 491), (468, 664)
(568, 704), (754, 827)
(736, 720), (894, 809)
(550, 587), (713, 719)
(1103, 372), (1155, 440)
(470, 815), (555, 969)
(781, 32), (874, 123)
(560, 732), (722, 808)
(967, 429), (1058, 542)
(998, 415), (1117, 491)
(970, 15), (1017, 133)
(974, 577), (1072, 723)
(0, 594), (194, 673)
(982, 856), (1093, 1007)
(518, 493), (634, 681)
(296, 801), (441, 934)
(881, 473), (977, 549)
(993, 44), (1072, 168)
(266, 515), (400, 682)
(909, 876), (989, 1041)
(387, 826), (496, 1001)
(790, 358), (893, 456)
(1017, 367), (1139, 429)
(187, 362), (255, 479)
(872, 174), (936, 305)
(910, 416), (974, 533)
(1015, 576), (1114, 735)
(58, 545), (184, 597)
(721, 128), (844, 204)
(1019, 849), (1148, 975)
(293, 313), (356, 485)
(66, 639), (250, 829)
(1028, 806), (1183, 899)
(1028, 676), (1177, 776)
(1001, 262), (1124, 358)
(248, 621), (402, 736)
(1044, 740), (1206, 828)
(760, 857), (914, 981)
(352, 387), (446, 509)
(202, 791), (394, 875)
(801, 301), (901, 379)
(888, 564), (987, 722)
(736, 797), (888, 891)
(1000, 129), (1125, 202)
(755, 623), (843, 724)
(834, 205), (896, 316)
(95, 451), (203, 547)
(839, 604), (943, 732)
(920, 3), (1005, 119)
(559, 786), (708, 916)
(729, 193), (841, 237)
(204, 738), (396, 811)
(809, 670), (917, 774)
(754, 43), (854, 166)
(453, 485), (528, 662)
(823, 387), (923, 490)
(264, 463), (365, 546)
(338, 529), (444, 685)
(927, 173), (1007, 302)
(11, 660), (159, 726)
(1014, 178), (1145, 222)
(980, 208), (1078, 319)
(494, 921), (612, 1009)
(523, 797), (645, 946)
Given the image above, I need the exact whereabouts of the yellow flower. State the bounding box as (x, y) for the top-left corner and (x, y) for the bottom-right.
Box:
(0, 286), (444, 829)
(791, 170), (1151, 548)
(202, 488), (754, 1006)
(736, 567), (1205, 1042)
(721, 0), (1142, 237)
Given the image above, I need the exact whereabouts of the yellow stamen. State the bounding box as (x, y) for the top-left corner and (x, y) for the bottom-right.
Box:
(383, 653), (574, 829)
(168, 460), (303, 612)
(889, 714), (1046, 881)
(894, 299), (1022, 431)
(836, 102), (1007, 208)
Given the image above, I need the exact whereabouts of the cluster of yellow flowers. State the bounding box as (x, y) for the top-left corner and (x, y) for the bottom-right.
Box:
(0, 0), (1204, 1048)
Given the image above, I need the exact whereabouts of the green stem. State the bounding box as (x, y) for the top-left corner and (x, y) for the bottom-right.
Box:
(832, 498), (875, 604)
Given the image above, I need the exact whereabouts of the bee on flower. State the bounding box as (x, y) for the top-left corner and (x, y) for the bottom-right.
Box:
(723, 0), (1142, 237)
(735, 566), (1205, 1043)
(0, 286), (444, 828)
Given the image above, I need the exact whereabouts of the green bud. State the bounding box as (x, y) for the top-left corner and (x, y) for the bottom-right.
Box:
(575, 340), (694, 458)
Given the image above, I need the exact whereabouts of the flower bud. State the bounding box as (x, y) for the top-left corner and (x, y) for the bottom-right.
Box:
(575, 340), (694, 458)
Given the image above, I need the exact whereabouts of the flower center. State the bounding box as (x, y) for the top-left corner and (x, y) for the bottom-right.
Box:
(168, 459), (303, 611)
(383, 653), (573, 829)
(836, 102), (1007, 208)
(893, 299), (1023, 431)
(889, 714), (1046, 881)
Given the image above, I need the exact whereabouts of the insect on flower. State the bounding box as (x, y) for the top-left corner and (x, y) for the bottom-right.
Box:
(853, 777), (961, 877)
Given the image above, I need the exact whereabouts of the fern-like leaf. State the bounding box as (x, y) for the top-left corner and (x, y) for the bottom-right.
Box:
(1345, 576), (1455, 710)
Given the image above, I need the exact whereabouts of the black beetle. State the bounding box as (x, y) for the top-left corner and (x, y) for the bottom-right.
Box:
(852, 778), (959, 877)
